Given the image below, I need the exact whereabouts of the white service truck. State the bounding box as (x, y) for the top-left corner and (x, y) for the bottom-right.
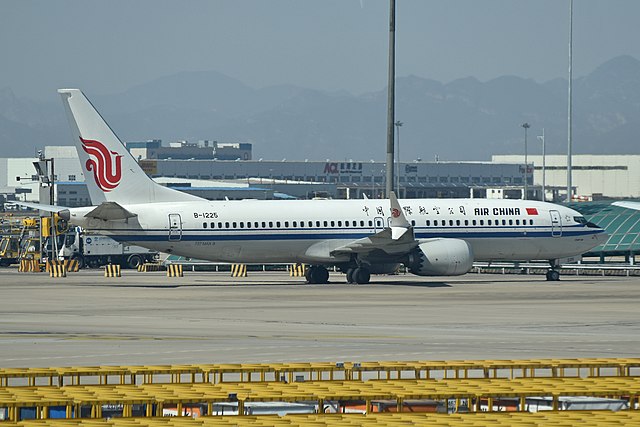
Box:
(60, 228), (158, 269)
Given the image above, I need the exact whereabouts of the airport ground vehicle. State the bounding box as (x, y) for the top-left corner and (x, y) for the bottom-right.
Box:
(0, 217), (40, 267)
(59, 228), (158, 269)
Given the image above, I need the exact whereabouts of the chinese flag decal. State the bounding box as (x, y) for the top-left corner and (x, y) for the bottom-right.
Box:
(526, 207), (539, 215)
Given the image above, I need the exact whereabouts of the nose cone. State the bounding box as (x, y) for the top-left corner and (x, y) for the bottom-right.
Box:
(595, 229), (609, 245)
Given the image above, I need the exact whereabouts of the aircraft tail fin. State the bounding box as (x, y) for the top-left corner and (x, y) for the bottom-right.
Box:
(57, 89), (203, 205)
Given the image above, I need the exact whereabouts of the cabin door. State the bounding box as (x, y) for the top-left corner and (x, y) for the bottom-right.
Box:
(549, 210), (562, 237)
(168, 214), (182, 241)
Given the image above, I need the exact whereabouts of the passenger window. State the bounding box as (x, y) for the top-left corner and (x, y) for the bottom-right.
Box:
(225, 222), (230, 228)
(530, 219), (534, 225)
(218, 222), (223, 228)
(255, 222), (259, 228)
(472, 220), (476, 226)
(464, 220), (469, 226)
(293, 221), (297, 227)
(337, 221), (342, 227)
(360, 220), (365, 227)
(331, 221), (335, 227)
(426, 220), (431, 226)
(509, 219), (513, 225)
(211, 222), (215, 228)
(247, 222), (251, 228)
(479, 220), (484, 226)
(411, 220), (416, 226)
(456, 220), (460, 226)
(516, 219), (520, 225)
(449, 220), (454, 226)
(316, 221), (320, 227)
(239, 222), (244, 228)
(324, 221), (328, 227)
(276, 221), (281, 228)
(488, 220), (492, 226)
(203, 222), (207, 228)
(502, 220), (506, 226)
(269, 221), (273, 228)
(262, 222), (266, 228)
(434, 220), (438, 226)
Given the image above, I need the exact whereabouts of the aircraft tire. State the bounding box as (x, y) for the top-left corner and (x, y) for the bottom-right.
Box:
(346, 268), (355, 284)
(546, 270), (560, 281)
(353, 267), (371, 284)
(310, 266), (329, 284)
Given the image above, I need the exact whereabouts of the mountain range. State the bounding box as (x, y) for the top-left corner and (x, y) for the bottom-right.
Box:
(1, 55), (639, 161)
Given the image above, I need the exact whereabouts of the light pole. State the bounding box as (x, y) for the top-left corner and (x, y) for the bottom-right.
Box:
(537, 129), (546, 201)
(395, 120), (403, 196)
(385, 0), (396, 198)
(522, 123), (530, 200)
(567, 0), (574, 202)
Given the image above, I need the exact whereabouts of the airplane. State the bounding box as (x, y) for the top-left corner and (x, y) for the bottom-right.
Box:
(17, 89), (607, 283)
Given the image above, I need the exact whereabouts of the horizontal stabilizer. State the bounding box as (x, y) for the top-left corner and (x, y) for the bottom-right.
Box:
(84, 202), (137, 221)
(10, 201), (68, 213)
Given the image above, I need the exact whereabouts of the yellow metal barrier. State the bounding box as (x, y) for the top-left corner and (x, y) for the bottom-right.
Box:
(231, 264), (247, 277)
(167, 264), (183, 277)
(2, 358), (640, 387)
(1, 376), (640, 420)
(289, 263), (306, 277)
(8, 412), (640, 426)
(104, 264), (121, 277)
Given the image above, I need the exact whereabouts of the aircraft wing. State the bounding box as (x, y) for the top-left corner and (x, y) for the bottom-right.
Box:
(331, 191), (418, 256)
(330, 226), (418, 256)
(612, 201), (640, 211)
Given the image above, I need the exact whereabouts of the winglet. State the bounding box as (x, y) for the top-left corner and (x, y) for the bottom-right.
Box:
(389, 191), (411, 228)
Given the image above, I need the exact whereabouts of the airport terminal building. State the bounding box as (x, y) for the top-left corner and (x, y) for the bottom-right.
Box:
(2, 145), (530, 206)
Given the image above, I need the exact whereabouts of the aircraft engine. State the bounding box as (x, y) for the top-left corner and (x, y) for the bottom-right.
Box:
(407, 238), (474, 276)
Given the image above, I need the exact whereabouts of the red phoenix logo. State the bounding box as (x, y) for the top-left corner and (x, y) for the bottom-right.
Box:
(80, 137), (123, 192)
(391, 208), (401, 218)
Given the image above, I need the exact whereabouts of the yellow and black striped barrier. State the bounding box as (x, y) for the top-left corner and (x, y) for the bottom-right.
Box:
(231, 264), (247, 277)
(19, 259), (41, 272)
(166, 264), (183, 277)
(104, 264), (121, 277)
(49, 263), (66, 278)
(64, 259), (80, 272)
(289, 263), (306, 277)
(138, 263), (163, 272)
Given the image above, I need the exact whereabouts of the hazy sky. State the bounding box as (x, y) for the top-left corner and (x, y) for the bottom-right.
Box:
(2, 0), (640, 101)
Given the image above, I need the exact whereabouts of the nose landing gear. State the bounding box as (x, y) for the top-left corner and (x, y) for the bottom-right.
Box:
(546, 260), (561, 281)
(546, 269), (561, 281)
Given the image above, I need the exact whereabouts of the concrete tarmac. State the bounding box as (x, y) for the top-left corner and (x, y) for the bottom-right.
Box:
(0, 268), (639, 367)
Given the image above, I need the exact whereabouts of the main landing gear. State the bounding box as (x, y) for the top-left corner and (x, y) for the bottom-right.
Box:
(546, 260), (561, 281)
(305, 265), (330, 284)
(345, 266), (371, 284)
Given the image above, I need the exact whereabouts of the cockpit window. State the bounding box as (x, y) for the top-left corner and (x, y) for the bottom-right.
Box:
(575, 215), (601, 228)
(574, 216), (588, 225)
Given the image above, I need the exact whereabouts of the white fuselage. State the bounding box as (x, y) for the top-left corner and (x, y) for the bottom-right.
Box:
(66, 198), (606, 265)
